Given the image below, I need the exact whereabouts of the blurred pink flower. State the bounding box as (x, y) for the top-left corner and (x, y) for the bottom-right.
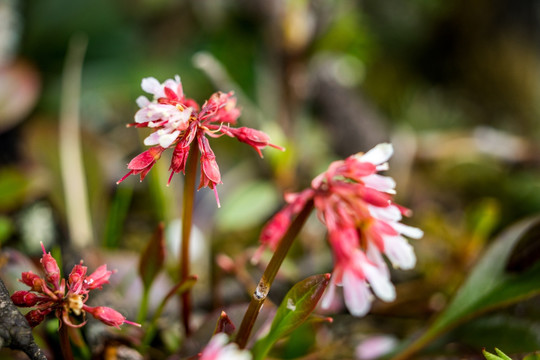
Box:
(199, 333), (251, 360)
(11, 243), (140, 329)
(356, 335), (398, 360)
(257, 143), (423, 316)
(118, 75), (283, 206)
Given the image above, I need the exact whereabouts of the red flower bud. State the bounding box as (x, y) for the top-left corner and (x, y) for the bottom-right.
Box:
(117, 146), (165, 184)
(41, 253), (60, 289)
(84, 265), (112, 290)
(25, 309), (51, 328)
(84, 306), (127, 329)
(20, 271), (44, 292)
(11, 291), (40, 307)
(229, 127), (284, 157)
(68, 264), (87, 293)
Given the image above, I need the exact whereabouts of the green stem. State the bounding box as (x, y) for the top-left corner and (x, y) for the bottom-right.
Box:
(137, 286), (150, 325)
(180, 146), (199, 336)
(235, 199), (314, 348)
(59, 322), (74, 360)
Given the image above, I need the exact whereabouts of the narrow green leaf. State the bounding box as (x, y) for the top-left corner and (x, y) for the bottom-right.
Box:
(482, 349), (504, 360)
(252, 274), (330, 360)
(494, 348), (513, 360)
(138, 223), (166, 290)
(393, 216), (540, 360)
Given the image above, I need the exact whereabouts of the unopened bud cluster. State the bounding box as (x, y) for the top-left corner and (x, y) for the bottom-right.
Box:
(11, 243), (140, 329)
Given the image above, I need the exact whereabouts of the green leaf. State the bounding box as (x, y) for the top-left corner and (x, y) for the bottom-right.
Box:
(394, 216), (540, 359)
(252, 274), (330, 360)
(138, 223), (166, 290)
(482, 348), (511, 360)
(494, 348), (513, 360)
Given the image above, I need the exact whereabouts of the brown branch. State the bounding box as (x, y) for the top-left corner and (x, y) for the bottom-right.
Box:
(0, 278), (47, 360)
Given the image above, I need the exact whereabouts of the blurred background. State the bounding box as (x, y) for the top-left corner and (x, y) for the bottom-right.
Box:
(1, 0), (540, 359)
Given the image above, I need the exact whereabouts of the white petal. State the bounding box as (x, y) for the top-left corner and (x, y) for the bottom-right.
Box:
(363, 263), (395, 302)
(376, 163), (389, 171)
(366, 243), (389, 278)
(360, 143), (393, 165)
(362, 174), (396, 193)
(391, 222), (423, 239)
(136, 95), (150, 108)
(384, 236), (416, 270)
(320, 276), (338, 309)
(343, 270), (372, 316)
(143, 132), (160, 146)
(141, 77), (163, 97)
(368, 205), (402, 222)
(135, 104), (174, 123)
(158, 130), (180, 148)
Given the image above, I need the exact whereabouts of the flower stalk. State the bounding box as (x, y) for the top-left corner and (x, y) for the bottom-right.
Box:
(59, 324), (74, 360)
(235, 199), (314, 348)
(180, 146), (199, 336)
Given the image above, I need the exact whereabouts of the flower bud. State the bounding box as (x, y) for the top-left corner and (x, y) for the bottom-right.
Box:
(20, 271), (44, 292)
(41, 253), (61, 288)
(84, 265), (112, 290)
(11, 291), (40, 307)
(25, 309), (50, 328)
(84, 306), (127, 328)
(68, 264), (87, 293)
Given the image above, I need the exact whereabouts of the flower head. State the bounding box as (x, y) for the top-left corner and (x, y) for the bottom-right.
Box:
(11, 243), (140, 329)
(198, 333), (252, 360)
(118, 75), (284, 206)
(257, 143), (423, 316)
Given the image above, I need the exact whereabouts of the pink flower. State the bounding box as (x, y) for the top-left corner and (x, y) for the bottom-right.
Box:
(257, 143), (423, 316)
(199, 333), (251, 360)
(118, 75), (284, 206)
(11, 243), (140, 329)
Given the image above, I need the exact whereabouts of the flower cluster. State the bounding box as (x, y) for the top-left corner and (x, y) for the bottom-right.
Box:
(257, 143), (423, 316)
(117, 75), (283, 206)
(199, 333), (252, 360)
(11, 243), (140, 329)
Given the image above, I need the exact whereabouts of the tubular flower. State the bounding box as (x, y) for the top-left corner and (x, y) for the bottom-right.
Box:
(11, 243), (140, 329)
(118, 75), (284, 206)
(257, 143), (423, 316)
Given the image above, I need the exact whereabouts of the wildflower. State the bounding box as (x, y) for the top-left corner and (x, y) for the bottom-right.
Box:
(118, 75), (284, 206)
(199, 333), (252, 360)
(11, 242), (140, 329)
(257, 143), (423, 316)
